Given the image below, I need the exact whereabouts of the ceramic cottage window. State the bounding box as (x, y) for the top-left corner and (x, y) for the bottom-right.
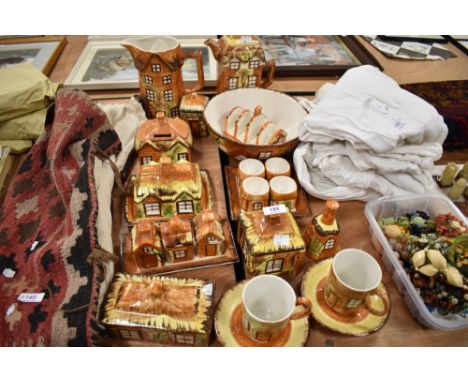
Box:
(324, 238), (335, 250)
(258, 152), (272, 160)
(230, 60), (240, 70)
(141, 156), (152, 165)
(144, 202), (161, 216)
(266, 259), (283, 273)
(228, 77), (238, 90)
(164, 89), (173, 101)
(175, 334), (194, 344)
(207, 236), (218, 244)
(151, 64), (161, 72)
(162, 75), (172, 85)
(248, 75), (257, 88)
(177, 200), (193, 213)
(178, 153), (188, 161)
(144, 247), (154, 254)
(144, 75), (153, 84)
(249, 59), (260, 69)
(174, 250), (186, 259)
(170, 107), (179, 118)
(253, 202), (263, 210)
(120, 329), (141, 339)
(146, 89), (155, 101)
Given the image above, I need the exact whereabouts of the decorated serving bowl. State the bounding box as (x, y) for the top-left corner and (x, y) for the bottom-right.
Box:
(203, 88), (307, 160)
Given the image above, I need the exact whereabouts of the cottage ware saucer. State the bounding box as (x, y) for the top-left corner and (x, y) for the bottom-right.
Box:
(215, 281), (309, 347)
(301, 259), (390, 336)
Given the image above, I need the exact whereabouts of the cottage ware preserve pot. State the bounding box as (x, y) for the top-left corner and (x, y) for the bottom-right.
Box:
(205, 35), (275, 93)
(123, 36), (205, 118)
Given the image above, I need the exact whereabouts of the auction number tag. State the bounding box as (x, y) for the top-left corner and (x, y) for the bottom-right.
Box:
(274, 234), (290, 247)
(2, 268), (16, 278)
(263, 204), (287, 216)
(17, 293), (45, 303)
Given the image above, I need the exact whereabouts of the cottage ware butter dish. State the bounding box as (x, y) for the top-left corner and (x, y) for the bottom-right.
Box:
(215, 281), (309, 346)
(102, 273), (214, 346)
(204, 88), (307, 160)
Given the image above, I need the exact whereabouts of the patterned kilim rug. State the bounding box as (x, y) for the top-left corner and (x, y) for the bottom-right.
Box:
(402, 80), (468, 151)
(0, 89), (121, 346)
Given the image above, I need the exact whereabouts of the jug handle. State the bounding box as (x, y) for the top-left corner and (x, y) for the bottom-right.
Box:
(260, 60), (276, 88)
(181, 50), (205, 94)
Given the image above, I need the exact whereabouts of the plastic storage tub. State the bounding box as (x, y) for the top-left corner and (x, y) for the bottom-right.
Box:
(365, 193), (468, 330)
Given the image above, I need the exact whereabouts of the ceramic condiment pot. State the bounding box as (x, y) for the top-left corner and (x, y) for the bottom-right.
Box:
(265, 157), (291, 180)
(242, 275), (310, 343)
(240, 176), (269, 211)
(123, 36), (205, 118)
(325, 249), (388, 316)
(238, 158), (265, 182)
(269, 176), (297, 212)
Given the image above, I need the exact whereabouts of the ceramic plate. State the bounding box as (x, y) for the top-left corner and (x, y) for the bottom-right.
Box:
(215, 281), (309, 347)
(301, 259), (390, 336)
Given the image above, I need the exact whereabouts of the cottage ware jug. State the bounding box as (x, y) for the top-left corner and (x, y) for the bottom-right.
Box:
(123, 36), (205, 118)
(205, 35), (275, 94)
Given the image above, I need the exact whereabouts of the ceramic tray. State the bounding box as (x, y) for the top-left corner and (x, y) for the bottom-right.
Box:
(224, 165), (311, 221)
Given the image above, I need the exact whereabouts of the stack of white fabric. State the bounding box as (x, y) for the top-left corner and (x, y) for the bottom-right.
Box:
(293, 65), (448, 201)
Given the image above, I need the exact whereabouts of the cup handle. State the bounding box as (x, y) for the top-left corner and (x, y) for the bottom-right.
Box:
(291, 297), (311, 320)
(260, 60), (275, 88)
(364, 288), (389, 317)
(181, 49), (205, 94)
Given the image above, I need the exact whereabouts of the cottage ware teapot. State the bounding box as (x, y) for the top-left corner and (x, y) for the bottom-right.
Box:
(205, 35), (275, 93)
(123, 36), (205, 118)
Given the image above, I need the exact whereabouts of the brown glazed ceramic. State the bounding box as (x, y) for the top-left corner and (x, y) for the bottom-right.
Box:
(325, 249), (389, 317)
(123, 36), (205, 118)
(269, 176), (298, 212)
(205, 35), (275, 94)
(240, 176), (270, 211)
(203, 88), (306, 160)
(305, 200), (341, 260)
(265, 157), (291, 180)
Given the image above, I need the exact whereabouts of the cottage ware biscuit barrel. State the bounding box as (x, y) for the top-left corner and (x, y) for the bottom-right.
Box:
(123, 36), (205, 118)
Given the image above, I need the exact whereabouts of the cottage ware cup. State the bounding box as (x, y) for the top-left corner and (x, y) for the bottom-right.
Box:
(269, 176), (297, 211)
(325, 249), (388, 316)
(240, 176), (269, 211)
(265, 157), (291, 180)
(242, 275), (310, 343)
(122, 36), (205, 118)
(238, 158), (265, 182)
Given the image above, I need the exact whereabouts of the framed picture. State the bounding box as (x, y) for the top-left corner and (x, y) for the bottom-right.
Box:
(64, 37), (218, 90)
(445, 35), (468, 55)
(257, 35), (381, 76)
(0, 36), (67, 75)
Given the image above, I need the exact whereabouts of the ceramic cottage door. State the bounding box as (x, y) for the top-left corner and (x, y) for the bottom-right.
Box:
(123, 36), (204, 118)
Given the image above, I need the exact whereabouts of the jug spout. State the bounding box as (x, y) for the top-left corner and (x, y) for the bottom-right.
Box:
(204, 38), (221, 60)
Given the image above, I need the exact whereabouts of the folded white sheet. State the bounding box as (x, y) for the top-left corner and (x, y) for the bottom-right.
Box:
(294, 65), (447, 201)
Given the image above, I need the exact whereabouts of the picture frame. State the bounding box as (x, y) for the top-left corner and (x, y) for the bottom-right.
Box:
(257, 35), (381, 77)
(445, 35), (468, 55)
(64, 36), (218, 90)
(0, 36), (67, 75)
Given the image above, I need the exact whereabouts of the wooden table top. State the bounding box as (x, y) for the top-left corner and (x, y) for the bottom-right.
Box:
(9, 35), (468, 346)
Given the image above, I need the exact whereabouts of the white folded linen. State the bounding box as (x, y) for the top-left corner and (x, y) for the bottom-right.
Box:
(294, 65), (447, 201)
(299, 65), (447, 153)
